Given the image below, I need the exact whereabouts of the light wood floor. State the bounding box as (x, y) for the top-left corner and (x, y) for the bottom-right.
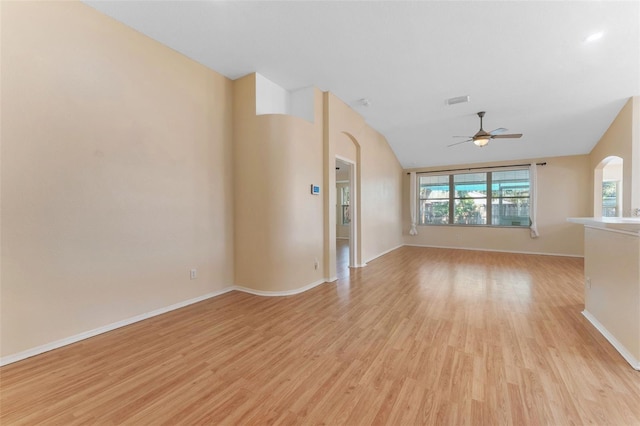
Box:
(2, 247), (639, 425)
(336, 238), (350, 279)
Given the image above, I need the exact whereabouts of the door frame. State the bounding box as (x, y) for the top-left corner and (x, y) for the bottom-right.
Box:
(335, 156), (357, 268)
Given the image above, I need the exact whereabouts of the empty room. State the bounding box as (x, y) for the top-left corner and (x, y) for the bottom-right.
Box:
(1, 1), (639, 424)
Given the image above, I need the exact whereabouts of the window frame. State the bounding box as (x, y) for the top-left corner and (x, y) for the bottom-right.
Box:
(453, 172), (488, 225)
(417, 167), (531, 228)
(418, 174), (450, 225)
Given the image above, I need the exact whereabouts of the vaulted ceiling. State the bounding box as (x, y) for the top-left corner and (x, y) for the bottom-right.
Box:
(85, 1), (639, 168)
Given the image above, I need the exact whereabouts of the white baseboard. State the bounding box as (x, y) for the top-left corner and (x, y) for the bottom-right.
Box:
(0, 287), (235, 367)
(582, 310), (640, 370)
(2, 238), (587, 368)
(233, 278), (328, 297)
(1, 277), (333, 367)
(403, 243), (583, 258)
(365, 244), (404, 264)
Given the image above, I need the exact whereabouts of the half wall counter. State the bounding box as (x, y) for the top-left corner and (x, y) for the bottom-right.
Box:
(567, 217), (640, 370)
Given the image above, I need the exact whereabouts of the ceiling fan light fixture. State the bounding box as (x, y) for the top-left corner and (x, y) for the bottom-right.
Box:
(448, 112), (522, 149)
(473, 137), (490, 147)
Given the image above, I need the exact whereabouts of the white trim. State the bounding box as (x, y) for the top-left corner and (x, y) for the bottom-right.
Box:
(529, 163), (540, 238)
(585, 224), (640, 238)
(351, 263), (367, 268)
(328, 276), (338, 282)
(0, 288), (235, 367)
(409, 172), (418, 236)
(0, 277), (333, 367)
(233, 279), (328, 297)
(336, 154), (358, 269)
(365, 244), (404, 264)
(403, 243), (583, 258)
(582, 310), (640, 370)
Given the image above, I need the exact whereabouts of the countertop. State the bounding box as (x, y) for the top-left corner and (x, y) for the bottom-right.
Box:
(567, 217), (640, 234)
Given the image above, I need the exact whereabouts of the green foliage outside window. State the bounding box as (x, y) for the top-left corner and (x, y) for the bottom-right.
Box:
(418, 169), (530, 227)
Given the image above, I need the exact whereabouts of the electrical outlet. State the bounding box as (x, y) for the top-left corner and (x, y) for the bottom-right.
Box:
(190, 269), (197, 280)
(314, 258), (319, 270)
(586, 277), (591, 289)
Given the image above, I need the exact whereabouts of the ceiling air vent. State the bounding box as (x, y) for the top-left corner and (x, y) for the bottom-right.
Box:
(446, 95), (470, 106)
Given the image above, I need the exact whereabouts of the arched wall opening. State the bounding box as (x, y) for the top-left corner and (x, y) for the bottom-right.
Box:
(325, 131), (362, 282)
(338, 132), (362, 270)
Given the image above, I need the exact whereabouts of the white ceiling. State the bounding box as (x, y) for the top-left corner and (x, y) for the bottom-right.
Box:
(85, 1), (639, 169)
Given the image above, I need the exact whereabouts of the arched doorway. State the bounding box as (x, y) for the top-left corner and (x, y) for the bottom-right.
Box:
(335, 157), (354, 278)
(594, 156), (623, 217)
(325, 131), (361, 282)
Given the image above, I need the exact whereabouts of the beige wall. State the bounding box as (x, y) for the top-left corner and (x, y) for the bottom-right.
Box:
(5, 0), (627, 364)
(336, 132), (358, 161)
(590, 97), (640, 216)
(590, 96), (640, 216)
(580, 97), (640, 368)
(360, 126), (404, 262)
(403, 155), (591, 256)
(584, 226), (640, 365)
(1, 3), (406, 361)
(233, 75), (325, 292)
(1, 2), (234, 357)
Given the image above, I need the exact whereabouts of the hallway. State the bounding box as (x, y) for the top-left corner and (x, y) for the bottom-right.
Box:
(336, 239), (350, 279)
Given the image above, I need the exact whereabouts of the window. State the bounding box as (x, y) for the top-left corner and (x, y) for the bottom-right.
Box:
(454, 173), (487, 225)
(419, 175), (449, 224)
(492, 170), (530, 226)
(418, 168), (530, 227)
(602, 181), (619, 217)
(340, 186), (351, 224)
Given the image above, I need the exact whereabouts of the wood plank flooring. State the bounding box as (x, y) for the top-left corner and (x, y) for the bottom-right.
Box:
(2, 246), (640, 425)
(336, 238), (350, 279)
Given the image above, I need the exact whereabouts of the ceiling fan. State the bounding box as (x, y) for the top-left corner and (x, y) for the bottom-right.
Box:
(448, 111), (522, 148)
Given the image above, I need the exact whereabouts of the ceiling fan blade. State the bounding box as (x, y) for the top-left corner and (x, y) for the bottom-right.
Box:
(447, 139), (473, 147)
(492, 133), (523, 139)
(452, 135), (473, 138)
(489, 128), (508, 135)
